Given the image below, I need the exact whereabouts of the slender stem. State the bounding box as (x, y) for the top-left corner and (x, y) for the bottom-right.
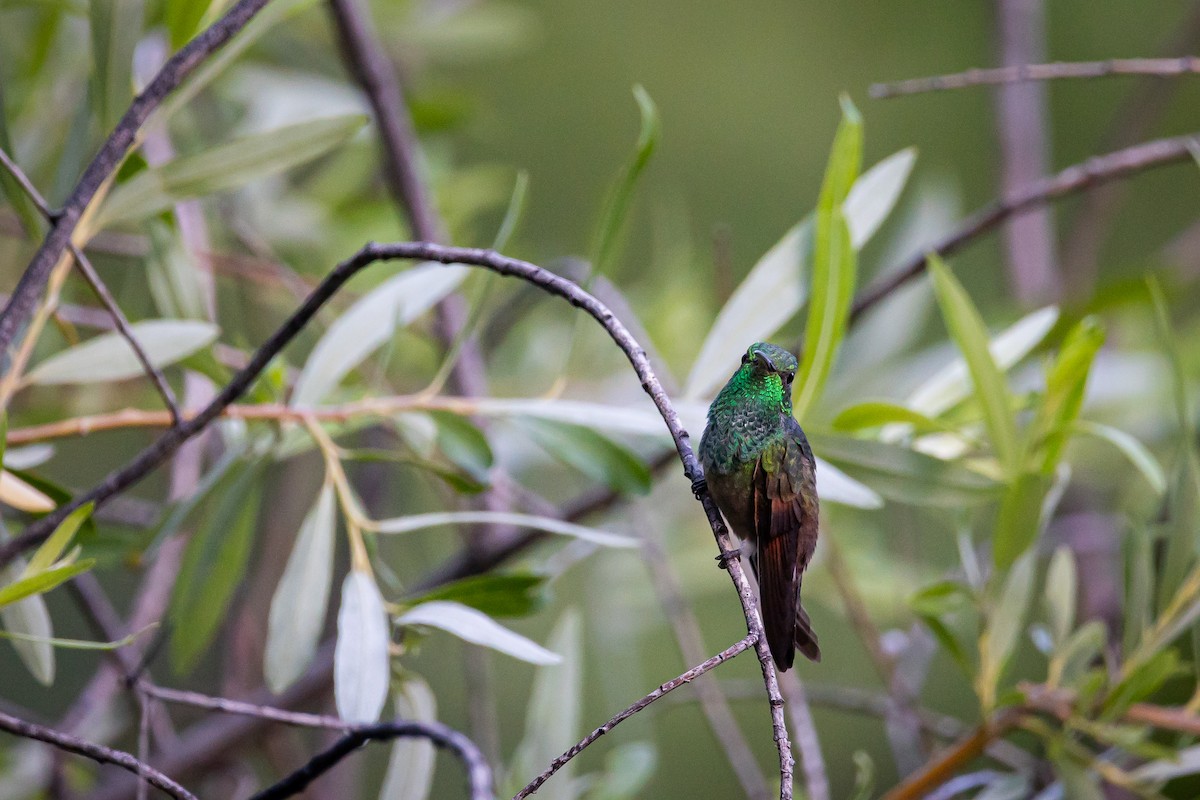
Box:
(880, 710), (1021, 800)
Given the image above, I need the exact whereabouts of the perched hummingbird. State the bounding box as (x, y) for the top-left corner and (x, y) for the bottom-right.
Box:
(697, 342), (820, 669)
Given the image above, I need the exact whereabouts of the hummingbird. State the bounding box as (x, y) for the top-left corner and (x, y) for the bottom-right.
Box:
(697, 342), (820, 669)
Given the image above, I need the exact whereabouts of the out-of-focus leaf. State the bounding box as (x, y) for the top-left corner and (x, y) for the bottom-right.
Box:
(1124, 521), (1153, 656)
(684, 220), (811, 401)
(591, 85), (659, 275)
(26, 320), (218, 385)
(973, 775), (1030, 800)
(814, 457), (883, 509)
(993, 471), (1049, 571)
(844, 147), (916, 249)
(165, 0), (214, 49)
(291, 264), (468, 407)
(909, 580), (973, 617)
(169, 461), (264, 673)
(265, 482), (337, 693)
(1108, 649), (1181, 716)
(90, 0), (142, 130)
(0, 625), (150, 651)
(1132, 744), (1200, 783)
(809, 431), (1002, 507)
(832, 400), (959, 436)
(1072, 421), (1165, 498)
(148, 220), (210, 320)
(1030, 318), (1105, 472)
(379, 677), (437, 800)
(0, 558), (54, 685)
(397, 600), (560, 665)
(99, 114), (368, 226)
(906, 305), (1059, 418)
(978, 552), (1035, 710)
(408, 573), (548, 618)
(373, 511), (637, 549)
(1044, 546), (1076, 646)
(1048, 620), (1106, 688)
(523, 419), (651, 495)
(335, 570), (391, 723)
(0, 88), (44, 239)
(506, 610), (581, 800)
(0, 471), (55, 512)
(1052, 753), (1103, 800)
(793, 96), (861, 421)
(848, 752), (875, 800)
(1130, 563), (1200, 675)
(25, 503), (93, 575)
(432, 411), (493, 482)
(928, 255), (1020, 476)
(589, 742), (657, 800)
(4, 445), (55, 471)
(0, 560), (95, 609)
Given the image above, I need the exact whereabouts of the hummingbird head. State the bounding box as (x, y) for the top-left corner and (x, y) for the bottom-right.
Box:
(738, 342), (798, 409)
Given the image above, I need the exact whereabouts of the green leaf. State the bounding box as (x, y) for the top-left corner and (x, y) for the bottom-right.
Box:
(1107, 649), (1181, 716)
(1048, 621), (1106, 688)
(373, 511), (637, 549)
(0, 88), (46, 239)
(590, 85), (659, 275)
(909, 580), (973, 616)
(335, 570), (391, 723)
(843, 147), (916, 248)
(165, 0), (214, 49)
(169, 461), (264, 673)
(408, 573), (548, 618)
(25, 503), (93, 576)
(432, 411), (494, 482)
(1044, 546), (1076, 646)
(99, 114), (369, 226)
(793, 97), (862, 421)
(808, 431), (1002, 507)
(589, 742), (657, 800)
(918, 613), (972, 676)
(291, 264), (468, 407)
(1072, 421), (1166, 498)
(928, 255), (1020, 476)
(379, 678), (438, 800)
(26, 320), (218, 385)
(0, 560), (96, 609)
(832, 400), (959, 436)
(265, 482), (337, 693)
(992, 471), (1049, 570)
(1123, 521), (1154, 656)
(523, 419), (651, 495)
(90, 0), (143, 130)
(397, 600), (561, 665)
(0, 558), (55, 685)
(978, 551), (1035, 710)
(1030, 317), (1105, 472)
(0, 624), (152, 651)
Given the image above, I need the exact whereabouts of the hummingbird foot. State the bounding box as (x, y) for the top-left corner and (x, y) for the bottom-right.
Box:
(690, 476), (707, 499)
(715, 546), (742, 570)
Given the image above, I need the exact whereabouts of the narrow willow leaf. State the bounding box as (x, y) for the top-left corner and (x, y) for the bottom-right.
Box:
(432, 412), (494, 482)
(589, 742), (657, 800)
(844, 147), (916, 249)
(0, 560), (96, 609)
(808, 432), (1001, 507)
(1124, 521), (1153, 656)
(1030, 317), (1105, 472)
(409, 573), (548, 618)
(814, 457), (884, 509)
(397, 600), (561, 665)
(165, 0), (214, 48)
(591, 85), (659, 275)
(265, 482), (337, 693)
(0, 625), (150, 651)
(26, 320), (218, 385)
(90, 0), (143, 130)
(832, 400), (957, 436)
(374, 511), (637, 549)
(291, 264), (468, 406)
(993, 471), (1048, 570)
(99, 114), (368, 226)
(379, 678), (438, 800)
(25, 503), (93, 575)
(977, 551), (1035, 710)
(0, 559), (54, 685)
(1132, 744), (1200, 782)
(1044, 546), (1076, 646)
(928, 255), (1020, 476)
(335, 570), (391, 723)
(0, 470), (55, 512)
(0, 87), (44, 239)
(169, 463), (263, 673)
(1072, 421), (1165, 497)
(1048, 620), (1106, 688)
(523, 419), (651, 495)
(506, 610), (581, 800)
(684, 220), (811, 400)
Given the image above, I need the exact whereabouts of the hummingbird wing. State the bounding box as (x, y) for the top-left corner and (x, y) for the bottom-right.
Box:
(751, 422), (820, 669)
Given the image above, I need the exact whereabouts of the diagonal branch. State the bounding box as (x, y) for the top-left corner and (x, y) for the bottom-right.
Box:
(0, 0), (272, 359)
(513, 635), (756, 800)
(0, 147), (181, 423)
(0, 709), (195, 800)
(850, 132), (1200, 325)
(870, 56), (1200, 98)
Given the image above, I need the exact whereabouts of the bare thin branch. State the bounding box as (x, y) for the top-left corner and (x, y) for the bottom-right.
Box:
(513, 636), (755, 800)
(850, 132), (1200, 325)
(778, 673), (830, 800)
(0, 709), (196, 800)
(0, 147), (181, 422)
(870, 56), (1200, 98)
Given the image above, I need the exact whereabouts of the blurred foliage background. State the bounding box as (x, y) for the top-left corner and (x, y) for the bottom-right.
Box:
(1, 1), (1200, 799)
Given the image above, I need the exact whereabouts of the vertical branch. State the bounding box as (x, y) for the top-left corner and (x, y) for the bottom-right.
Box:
(778, 673), (830, 800)
(993, 0), (1060, 303)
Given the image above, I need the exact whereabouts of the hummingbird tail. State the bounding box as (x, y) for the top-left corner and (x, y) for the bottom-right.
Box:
(794, 600), (821, 663)
(753, 537), (800, 671)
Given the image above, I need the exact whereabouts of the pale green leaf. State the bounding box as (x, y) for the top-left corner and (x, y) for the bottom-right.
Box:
(90, 0), (142, 130)
(335, 570), (390, 723)
(814, 457), (884, 509)
(0, 470), (55, 512)
(291, 264), (468, 406)
(1031, 317), (1105, 472)
(1044, 546), (1076, 646)
(523, 419), (650, 495)
(978, 551), (1035, 710)
(0, 559), (54, 685)
(832, 400), (958, 436)
(265, 482), (337, 693)
(25, 502), (93, 576)
(844, 147), (916, 249)
(993, 471), (1048, 570)
(373, 511), (637, 549)
(165, 0), (215, 49)
(1072, 421), (1165, 497)
(397, 600), (561, 665)
(0, 624), (152, 651)
(26, 320), (218, 385)
(0, 560), (96, 609)
(379, 678), (438, 800)
(591, 85), (659, 275)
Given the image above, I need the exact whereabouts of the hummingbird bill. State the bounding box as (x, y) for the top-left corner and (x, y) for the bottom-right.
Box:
(698, 342), (820, 669)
